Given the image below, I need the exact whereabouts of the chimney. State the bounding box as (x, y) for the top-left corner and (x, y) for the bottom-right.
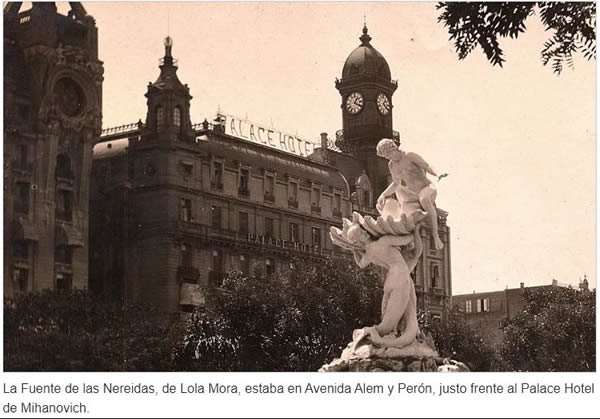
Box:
(320, 132), (328, 150)
(552, 279), (558, 287)
(520, 282), (524, 289)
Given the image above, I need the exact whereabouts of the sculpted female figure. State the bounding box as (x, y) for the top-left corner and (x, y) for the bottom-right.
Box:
(346, 223), (423, 348)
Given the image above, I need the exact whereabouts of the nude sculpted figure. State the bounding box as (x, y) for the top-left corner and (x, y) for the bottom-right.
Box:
(346, 223), (423, 348)
(375, 139), (447, 250)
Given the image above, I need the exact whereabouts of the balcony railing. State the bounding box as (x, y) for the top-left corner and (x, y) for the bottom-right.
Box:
(311, 205), (321, 215)
(238, 188), (250, 198)
(431, 287), (444, 296)
(55, 168), (75, 180)
(55, 211), (73, 222)
(288, 198), (298, 209)
(332, 208), (343, 218)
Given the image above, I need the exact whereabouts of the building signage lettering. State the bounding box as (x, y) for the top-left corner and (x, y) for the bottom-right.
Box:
(217, 113), (316, 158)
(246, 234), (323, 255)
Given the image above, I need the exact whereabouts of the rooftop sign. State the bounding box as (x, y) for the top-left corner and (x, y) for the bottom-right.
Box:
(217, 113), (316, 158)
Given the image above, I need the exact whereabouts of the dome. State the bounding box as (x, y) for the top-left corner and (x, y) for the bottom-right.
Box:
(341, 26), (391, 80)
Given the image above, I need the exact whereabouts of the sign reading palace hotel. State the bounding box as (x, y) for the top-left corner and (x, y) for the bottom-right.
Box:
(217, 113), (316, 158)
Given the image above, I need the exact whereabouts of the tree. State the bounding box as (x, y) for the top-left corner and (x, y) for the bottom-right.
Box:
(4, 290), (183, 371)
(437, 2), (596, 74)
(420, 308), (502, 371)
(173, 258), (382, 371)
(500, 287), (595, 371)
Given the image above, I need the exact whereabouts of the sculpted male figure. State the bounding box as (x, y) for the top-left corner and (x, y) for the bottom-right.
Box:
(376, 139), (446, 250)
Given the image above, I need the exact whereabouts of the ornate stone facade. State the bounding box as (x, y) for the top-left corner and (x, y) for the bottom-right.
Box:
(3, 3), (103, 296)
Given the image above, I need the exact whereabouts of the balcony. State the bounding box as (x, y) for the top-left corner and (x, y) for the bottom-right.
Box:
(208, 271), (226, 288)
(431, 287), (444, 296)
(177, 265), (200, 283)
(264, 191), (275, 203)
(210, 181), (223, 191)
(288, 198), (298, 209)
(333, 208), (343, 218)
(55, 211), (73, 222)
(311, 204), (321, 215)
(238, 188), (250, 198)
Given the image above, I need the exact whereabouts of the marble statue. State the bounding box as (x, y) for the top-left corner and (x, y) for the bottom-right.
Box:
(329, 138), (446, 351)
(323, 139), (468, 372)
(375, 138), (446, 250)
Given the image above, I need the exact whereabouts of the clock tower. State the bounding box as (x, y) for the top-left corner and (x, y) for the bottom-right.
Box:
(335, 25), (398, 195)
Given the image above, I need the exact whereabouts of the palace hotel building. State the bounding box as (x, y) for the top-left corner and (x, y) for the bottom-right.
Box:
(4, 3), (452, 318)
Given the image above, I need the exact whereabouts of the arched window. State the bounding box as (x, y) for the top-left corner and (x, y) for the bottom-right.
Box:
(156, 106), (164, 129)
(173, 106), (181, 128)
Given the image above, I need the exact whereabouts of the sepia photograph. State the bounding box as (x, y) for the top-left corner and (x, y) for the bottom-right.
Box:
(3, 1), (596, 373)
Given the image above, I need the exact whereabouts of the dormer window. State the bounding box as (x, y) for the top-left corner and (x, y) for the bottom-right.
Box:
(173, 106), (181, 128)
(156, 106), (164, 130)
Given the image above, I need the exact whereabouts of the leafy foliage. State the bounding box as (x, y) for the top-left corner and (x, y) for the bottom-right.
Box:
(437, 2), (596, 74)
(173, 258), (382, 371)
(420, 308), (502, 371)
(500, 287), (595, 371)
(4, 290), (183, 371)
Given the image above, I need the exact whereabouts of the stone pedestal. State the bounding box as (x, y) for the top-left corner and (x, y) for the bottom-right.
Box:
(319, 329), (469, 372)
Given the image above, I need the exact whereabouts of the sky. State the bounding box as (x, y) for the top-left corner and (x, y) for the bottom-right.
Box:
(70, 1), (594, 295)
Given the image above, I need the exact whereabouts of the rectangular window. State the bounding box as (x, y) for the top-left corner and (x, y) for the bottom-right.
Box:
(181, 243), (192, 267)
(17, 144), (28, 169)
(212, 249), (223, 272)
(476, 298), (490, 313)
(211, 205), (222, 229)
(239, 168), (250, 194)
(465, 300), (472, 313)
(15, 182), (30, 214)
(239, 211), (249, 235)
(312, 227), (321, 248)
(13, 268), (28, 292)
(56, 190), (73, 221)
(180, 198), (192, 222)
(264, 217), (274, 239)
(14, 241), (29, 260)
(430, 264), (440, 288)
(312, 187), (321, 206)
(289, 222), (299, 242)
(55, 246), (72, 265)
(334, 193), (341, 210)
(265, 175), (274, 196)
(56, 273), (73, 291)
(289, 181), (298, 201)
(212, 161), (223, 188)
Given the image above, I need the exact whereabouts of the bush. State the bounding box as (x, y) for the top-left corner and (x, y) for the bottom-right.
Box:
(173, 258), (382, 371)
(4, 290), (182, 371)
(500, 287), (595, 371)
(420, 308), (502, 371)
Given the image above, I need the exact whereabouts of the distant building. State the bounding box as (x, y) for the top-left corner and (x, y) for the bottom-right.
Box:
(3, 3), (103, 297)
(452, 279), (590, 345)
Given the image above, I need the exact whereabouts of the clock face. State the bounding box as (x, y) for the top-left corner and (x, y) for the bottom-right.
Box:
(54, 78), (85, 117)
(345, 92), (364, 114)
(377, 93), (391, 115)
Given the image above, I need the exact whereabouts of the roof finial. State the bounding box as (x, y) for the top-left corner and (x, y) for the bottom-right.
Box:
(360, 22), (372, 46)
(163, 36), (173, 65)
